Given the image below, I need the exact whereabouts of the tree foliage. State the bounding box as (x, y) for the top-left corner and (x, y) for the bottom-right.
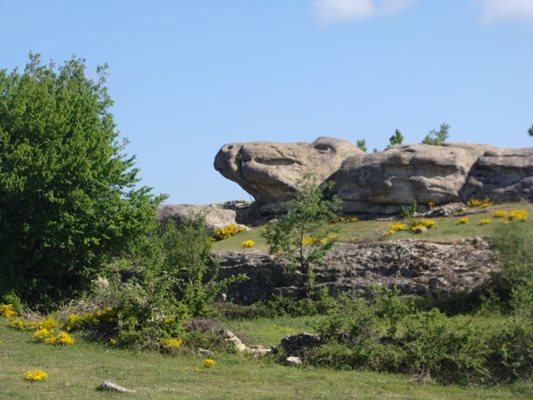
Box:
(356, 139), (367, 153)
(261, 176), (341, 297)
(0, 54), (164, 307)
(389, 129), (404, 146)
(528, 124), (533, 137)
(422, 123), (450, 146)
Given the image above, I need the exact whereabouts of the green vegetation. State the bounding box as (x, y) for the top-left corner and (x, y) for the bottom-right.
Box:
(528, 124), (533, 136)
(389, 129), (404, 146)
(422, 122), (450, 146)
(1, 321), (532, 400)
(0, 54), (163, 308)
(262, 178), (341, 296)
(356, 139), (367, 152)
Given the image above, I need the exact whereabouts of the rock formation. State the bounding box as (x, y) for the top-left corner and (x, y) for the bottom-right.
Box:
(156, 204), (244, 233)
(333, 143), (493, 214)
(462, 147), (533, 202)
(214, 137), (363, 211)
(214, 137), (532, 215)
(214, 238), (497, 303)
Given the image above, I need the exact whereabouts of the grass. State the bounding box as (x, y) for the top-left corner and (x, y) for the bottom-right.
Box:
(212, 202), (533, 252)
(1, 320), (532, 400)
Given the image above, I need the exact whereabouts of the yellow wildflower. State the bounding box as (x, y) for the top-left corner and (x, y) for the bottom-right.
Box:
(159, 337), (183, 351)
(24, 370), (48, 382)
(508, 210), (528, 222)
(428, 201), (435, 209)
(0, 304), (17, 318)
(467, 198), (493, 208)
(109, 338), (118, 345)
(34, 328), (54, 342)
(301, 237), (316, 246)
(214, 224), (245, 240)
(455, 217), (470, 225)
(204, 358), (216, 368)
(9, 318), (25, 330)
(479, 218), (492, 225)
(350, 216), (358, 223)
(48, 331), (75, 346)
(241, 240), (255, 248)
(491, 210), (508, 218)
(37, 317), (58, 331)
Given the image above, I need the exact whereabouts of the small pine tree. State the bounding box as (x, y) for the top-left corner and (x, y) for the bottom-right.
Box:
(422, 123), (450, 146)
(389, 129), (404, 146)
(356, 139), (367, 153)
(528, 124), (533, 137)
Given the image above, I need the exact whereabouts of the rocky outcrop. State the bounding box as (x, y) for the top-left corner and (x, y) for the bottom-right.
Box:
(215, 238), (497, 303)
(333, 143), (493, 215)
(214, 137), (363, 211)
(156, 204), (245, 233)
(462, 147), (533, 202)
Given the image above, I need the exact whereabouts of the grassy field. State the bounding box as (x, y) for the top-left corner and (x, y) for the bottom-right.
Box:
(212, 202), (533, 252)
(1, 320), (532, 400)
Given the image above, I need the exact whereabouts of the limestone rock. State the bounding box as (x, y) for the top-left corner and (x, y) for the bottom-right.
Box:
(244, 345), (272, 358)
(286, 356), (303, 366)
(214, 137), (363, 209)
(462, 147), (533, 202)
(96, 381), (136, 393)
(215, 239), (497, 303)
(156, 204), (246, 234)
(333, 143), (493, 215)
(222, 329), (247, 352)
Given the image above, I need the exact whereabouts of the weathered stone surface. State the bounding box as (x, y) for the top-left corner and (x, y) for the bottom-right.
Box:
(157, 204), (245, 233)
(462, 147), (533, 202)
(286, 356), (303, 365)
(215, 239), (497, 303)
(96, 381), (136, 393)
(214, 137), (363, 210)
(333, 143), (493, 215)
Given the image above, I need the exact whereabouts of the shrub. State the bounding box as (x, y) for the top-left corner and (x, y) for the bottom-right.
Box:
(214, 224), (244, 240)
(24, 370), (48, 382)
(422, 123), (450, 146)
(241, 240), (255, 248)
(389, 129), (404, 146)
(455, 216), (470, 225)
(0, 54), (163, 308)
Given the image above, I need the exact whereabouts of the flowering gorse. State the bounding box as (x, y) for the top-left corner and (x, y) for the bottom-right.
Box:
(24, 370), (48, 382)
(203, 358), (216, 368)
(467, 198), (493, 208)
(241, 240), (255, 248)
(456, 217), (470, 225)
(159, 337), (183, 352)
(479, 218), (492, 225)
(8, 318), (25, 330)
(214, 224), (245, 240)
(46, 331), (75, 346)
(0, 304), (17, 318)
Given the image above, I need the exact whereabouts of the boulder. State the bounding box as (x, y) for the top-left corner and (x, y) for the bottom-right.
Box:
(156, 204), (245, 234)
(332, 143), (493, 215)
(214, 137), (363, 210)
(280, 333), (321, 356)
(461, 147), (533, 202)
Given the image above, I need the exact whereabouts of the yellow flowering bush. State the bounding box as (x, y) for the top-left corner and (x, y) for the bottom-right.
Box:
(109, 338), (118, 345)
(9, 318), (25, 330)
(24, 370), (48, 382)
(418, 219), (437, 229)
(214, 224), (245, 240)
(479, 218), (492, 225)
(467, 198), (493, 208)
(204, 358), (216, 368)
(33, 328), (54, 342)
(302, 236), (317, 246)
(241, 240), (255, 248)
(159, 337), (183, 352)
(46, 331), (75, 346)
(508, 209), (528, 222)
(64, 307), (115, 332)
(456, 217), (470, 225)
(37, 317), (58, 331)
(0, 304), (17, 318)
(492, 210), (508, 218)
(428, 201), (435, 209)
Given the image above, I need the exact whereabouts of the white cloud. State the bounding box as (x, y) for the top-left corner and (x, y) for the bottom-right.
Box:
(312, 0), (415, 25)
(478, 0), (533, 22)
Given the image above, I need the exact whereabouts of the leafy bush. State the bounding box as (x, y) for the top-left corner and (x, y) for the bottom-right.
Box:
(0, 54), (163, 308)
(422, 122), (450, 146)
(389, 129), (404, 146)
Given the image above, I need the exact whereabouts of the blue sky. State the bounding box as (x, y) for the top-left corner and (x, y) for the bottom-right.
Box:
(1, 0), (532, 204)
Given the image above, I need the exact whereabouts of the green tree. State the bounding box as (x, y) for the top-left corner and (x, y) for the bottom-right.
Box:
(389, 129), (404, 146)
(528, 124), (533, 137)
(422, 123), (450, 146)
(356, 139), (367, 152)
(261, 177), (341, 297)
(0, 54), (164, 307)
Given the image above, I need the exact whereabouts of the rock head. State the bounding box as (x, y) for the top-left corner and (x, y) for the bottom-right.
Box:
(214, 137), (363, 209)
